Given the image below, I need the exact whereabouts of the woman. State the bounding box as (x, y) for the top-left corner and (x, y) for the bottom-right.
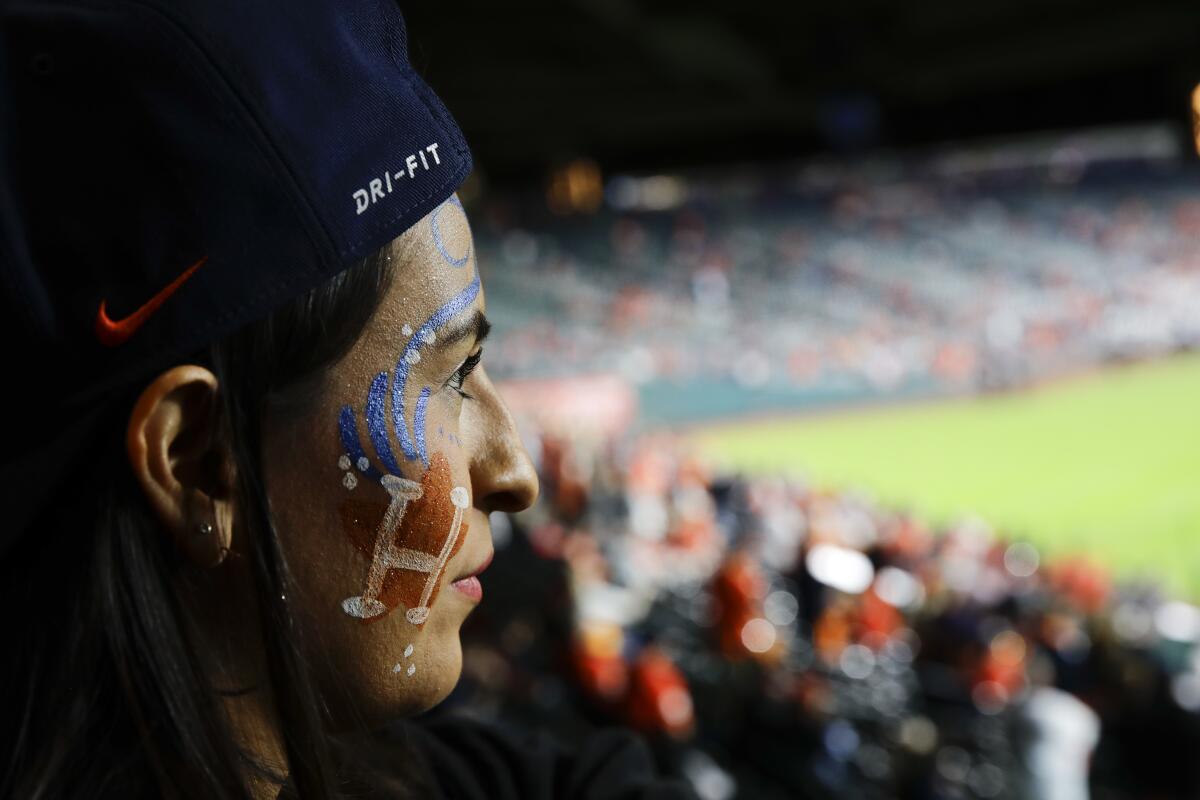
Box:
(0, 1), (696, 797)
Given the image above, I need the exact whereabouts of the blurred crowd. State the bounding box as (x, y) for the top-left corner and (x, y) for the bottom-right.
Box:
(477, 158), (1200, 401)
(446, 428), (1200, 800)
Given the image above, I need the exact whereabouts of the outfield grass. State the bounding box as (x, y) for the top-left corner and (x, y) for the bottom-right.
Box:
(692, 353), (1200, 599)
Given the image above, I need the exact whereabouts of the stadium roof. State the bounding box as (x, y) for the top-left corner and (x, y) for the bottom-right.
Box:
(404, 0), (1200, 183)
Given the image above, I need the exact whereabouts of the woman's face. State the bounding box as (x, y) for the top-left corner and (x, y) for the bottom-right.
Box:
(262, 196), (538, 722)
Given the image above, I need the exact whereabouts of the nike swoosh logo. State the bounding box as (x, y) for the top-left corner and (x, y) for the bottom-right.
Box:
(95, 256), (208, 346)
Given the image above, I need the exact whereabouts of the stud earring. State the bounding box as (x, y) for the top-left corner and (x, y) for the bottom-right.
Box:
(197, 521), (214, 538)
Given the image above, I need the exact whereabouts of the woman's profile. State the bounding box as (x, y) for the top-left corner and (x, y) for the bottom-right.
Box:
(0, 1), (695, 797)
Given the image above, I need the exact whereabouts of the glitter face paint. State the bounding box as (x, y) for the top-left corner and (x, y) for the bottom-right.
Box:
(431, 196), (471, 268)
(339, 406), (380, 482)
(390, 273), (480, 467)
(366, 371), (402, 475)
(340, 452), (468, 627)
(336, 236), (479, 626)
(339, 271), (480, 474)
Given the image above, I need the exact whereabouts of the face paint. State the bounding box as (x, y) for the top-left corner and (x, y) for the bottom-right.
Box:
(336, 256), (480, 625)
(339, 406), (381, 482)
(431, 196), (471, 268)
(392, 643), (417, 676)
(390, 273), (480, 468)
(337, 456), (360, 490)
(366, 371), (403, 475)
(341, 473), (424, 620)
(340, 272), (480, 474)
(339, 452), (469, 626)
(405, 484), (469, 626)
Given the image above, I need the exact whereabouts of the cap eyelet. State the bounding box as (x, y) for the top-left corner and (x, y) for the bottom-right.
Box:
(29, 52), (55, 77)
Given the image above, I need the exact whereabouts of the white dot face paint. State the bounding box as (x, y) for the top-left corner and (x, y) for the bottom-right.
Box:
(356, 456), (371, 472)
(390, 643), (416, 677)
(401, 323), (413, 337)
(404, 350), (421, 365)
(421, 329), (436, 345)
(338, 455), (352, 471)
(342, 472), (358, 490)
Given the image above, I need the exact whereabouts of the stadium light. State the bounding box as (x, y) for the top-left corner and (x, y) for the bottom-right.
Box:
(546, 158), (603, 215)
(1192, 83), (1200, 157)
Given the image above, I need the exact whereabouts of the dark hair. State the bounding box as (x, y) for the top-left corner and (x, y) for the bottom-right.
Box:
(0, 250), (417, 798)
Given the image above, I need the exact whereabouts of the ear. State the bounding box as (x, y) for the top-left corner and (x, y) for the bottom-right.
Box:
(126, 365), (235, 567)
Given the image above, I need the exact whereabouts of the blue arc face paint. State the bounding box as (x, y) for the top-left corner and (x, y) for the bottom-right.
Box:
(414, 387), (431, 467)
(391, 272), (480, 467)
(366, 371), (403, 475)
(431, 196), (471, 268)
(339, 270), (481, 478)
(340, 406), (381, 481)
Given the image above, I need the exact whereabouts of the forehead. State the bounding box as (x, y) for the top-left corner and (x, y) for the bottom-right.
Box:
(389, 196), (477, 312)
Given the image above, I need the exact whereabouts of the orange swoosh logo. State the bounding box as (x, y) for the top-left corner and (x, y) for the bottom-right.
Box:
(94, 256), (208, 347)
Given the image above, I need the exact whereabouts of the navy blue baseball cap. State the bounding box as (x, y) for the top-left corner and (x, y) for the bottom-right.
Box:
(0, 0), (472, 545)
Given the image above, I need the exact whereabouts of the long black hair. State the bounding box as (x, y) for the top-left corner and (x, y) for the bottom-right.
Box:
(0, 249), (417, 798)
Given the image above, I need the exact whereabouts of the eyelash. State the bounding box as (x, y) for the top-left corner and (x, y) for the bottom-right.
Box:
(447, 349), (483, 399)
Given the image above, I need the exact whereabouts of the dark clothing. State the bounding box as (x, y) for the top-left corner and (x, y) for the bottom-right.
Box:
(409, 715), (697, 800)
(278, 716), (698, 799)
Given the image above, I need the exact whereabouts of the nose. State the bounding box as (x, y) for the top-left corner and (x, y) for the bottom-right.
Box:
(468, 371), (539, 514)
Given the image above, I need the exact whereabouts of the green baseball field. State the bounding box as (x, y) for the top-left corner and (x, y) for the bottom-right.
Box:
(692, 353), (1200, 599)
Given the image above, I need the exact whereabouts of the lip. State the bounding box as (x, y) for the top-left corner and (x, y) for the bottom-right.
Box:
(451, 546), (492, 585)
(450, 575), (483, 602)
(449, 549), (493, 602)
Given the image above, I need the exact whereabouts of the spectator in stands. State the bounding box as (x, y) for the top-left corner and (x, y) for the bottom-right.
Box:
(0, 3), (697, 799)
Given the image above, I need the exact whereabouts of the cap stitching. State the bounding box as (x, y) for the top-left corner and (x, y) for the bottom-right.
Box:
(112, 0), (339, 272)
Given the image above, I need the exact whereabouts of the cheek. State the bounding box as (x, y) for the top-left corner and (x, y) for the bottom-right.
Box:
(338, 450), (469, 626)
(425, 390), (468, 451)
(264, 426), (472, 720)
(263, 425), (364, 616)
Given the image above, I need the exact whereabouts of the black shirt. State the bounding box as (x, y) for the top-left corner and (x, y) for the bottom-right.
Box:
(409, 715), (699, 800)
(278, 715), (699, 799)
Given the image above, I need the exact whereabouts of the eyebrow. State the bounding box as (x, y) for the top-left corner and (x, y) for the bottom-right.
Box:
(436, 309), (491, 350)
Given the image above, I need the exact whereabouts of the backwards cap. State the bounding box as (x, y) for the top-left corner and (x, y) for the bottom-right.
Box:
(0, 0), (472, 548)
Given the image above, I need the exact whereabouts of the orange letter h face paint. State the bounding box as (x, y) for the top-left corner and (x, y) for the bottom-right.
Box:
(339, 452), (468, 627)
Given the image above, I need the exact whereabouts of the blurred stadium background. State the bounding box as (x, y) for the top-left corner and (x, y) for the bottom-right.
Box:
(404, 4), (1200, 799)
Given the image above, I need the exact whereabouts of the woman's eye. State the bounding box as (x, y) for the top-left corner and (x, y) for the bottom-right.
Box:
(447, 349), (483, 399)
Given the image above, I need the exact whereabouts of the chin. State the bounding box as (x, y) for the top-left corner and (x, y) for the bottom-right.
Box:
(317, 609), (467, 730)
(402, 635), (464, 715)
(376, 611), (467, 721)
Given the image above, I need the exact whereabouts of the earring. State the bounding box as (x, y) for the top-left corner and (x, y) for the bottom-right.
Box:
(196, 521), (214, 539)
